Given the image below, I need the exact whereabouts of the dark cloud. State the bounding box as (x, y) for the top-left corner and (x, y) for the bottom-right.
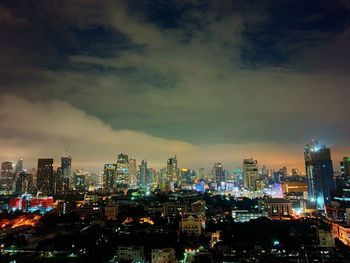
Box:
(0, 0), (349, 171)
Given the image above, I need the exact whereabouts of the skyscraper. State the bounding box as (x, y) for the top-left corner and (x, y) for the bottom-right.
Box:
(74, 169), (87, 191)
(103, 164), (116, 190)
(15, 170), (33, 194)
(0, 161), (14, 192)
(37, 158), (54, 194)
(61, 154), (72, 189)
(128, 158), (137, 189)
(14, 158), (24, 175)
(341, 157), (350, 178)
(243, 159), (259, 191)
(116, 153), (129, 189)
(139, 159), (148, 189)
(166, 156), (178, 184)
(304, 140), (335, 208)
(213, 163), (225, 186)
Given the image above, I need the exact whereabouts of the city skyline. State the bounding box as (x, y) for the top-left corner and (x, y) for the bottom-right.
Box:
(0, 140), (347, 174)
(0, 1), (350, 172)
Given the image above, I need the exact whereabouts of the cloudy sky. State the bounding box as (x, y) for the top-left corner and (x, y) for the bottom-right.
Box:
(0, 0), (349, 172)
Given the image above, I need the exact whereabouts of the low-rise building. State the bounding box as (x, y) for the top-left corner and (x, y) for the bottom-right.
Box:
(163, 203), (187, 217)
(151, 248), (176, 263)
(266, 198), (292, 219)
(105, 203), (118, 220)
(180, 213), (201, 236)
(116, 246), (145, 262)
(231, 210), (267, 222)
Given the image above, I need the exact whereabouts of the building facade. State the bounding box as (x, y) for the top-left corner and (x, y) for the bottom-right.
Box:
(243, 159), (260, 191)
(37, 158), (54, 194)
(304, 140), (335, 208)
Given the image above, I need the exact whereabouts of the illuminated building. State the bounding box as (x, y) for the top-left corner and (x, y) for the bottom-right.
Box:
(304, 140), (335, 208)
(116, 246), (144, 262)
(318, 228), (335, 247)
(163, 203), (187, 217)
(180, 214), (202, 236)
(84, 193), (98, 204)
(139, 159), (148, 189)
(266, 198), (292, 219)
(37, 158), (54, 194)
(116, 153), (129, 189)
(15, 171), (33, 194)
(166, 156), (178, 184)
(190, 200), (206, 219)
(281, 181), (308, 194)
(14, 158), (23, 175)
(291, 168), (301, 176)
(0, 161), (14, 192)
(61, 153), (72, 189)
(151, 248), (176, 263)
(103, 164), (116, 190)
(339, 157), (350, 188)
(105, 203), (118, 220)
(332, 223), (350, 247)
(128, 158), (137, 189)
(243, 159), (260, 191)
(213, 163), (225, 188)
(231, 210), (267, 222)
(342, 157), (350, 177)
(74, 169), (87, 191)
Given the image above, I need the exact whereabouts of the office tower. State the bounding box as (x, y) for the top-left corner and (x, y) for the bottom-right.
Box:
(14, 158), (24, 175)
(0, 161), (14, 192)
(74, 169), (87, 191)
(148, 167), (156, 186)
(233, 168), (243, 185)
(15, 171), (33, 194)
(61, 154), (72, 189)
(341, 157), (350, 178)
(103, 164), (116, 190)
(243, 159), (259, 191)
(139, 160), (148, 189)
(213, 163), (225, 186)
(304, 140), (335, 208)
(159, 168), (167, 192)
(37, 158), (54, 194)
(166, 156), (178, 184)
(129, 158), (137, 189)
(116, 153), (129, 189)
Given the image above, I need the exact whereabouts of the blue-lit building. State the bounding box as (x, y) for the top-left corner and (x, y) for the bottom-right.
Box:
(304, 140), (335, 209)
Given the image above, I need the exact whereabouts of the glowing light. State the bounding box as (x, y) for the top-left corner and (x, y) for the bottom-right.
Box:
(0, 214), (41, 229)
(139, 217), (154, 225)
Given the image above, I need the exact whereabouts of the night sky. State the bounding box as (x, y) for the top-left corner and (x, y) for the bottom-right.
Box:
(0, 0), (349, 171)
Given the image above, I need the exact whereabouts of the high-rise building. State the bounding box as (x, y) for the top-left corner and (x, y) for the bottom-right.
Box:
(15, 170), (33, 194)
(166, 156), (178, 184)
(213, 163), (225, 186)
(243, 159), (259, 191)
(341, 157), (350, 178)
(14, 158), (24, 175)
(139, 160), (148, 189)
(0, 161), (14, 192)
(128, 158), (137, 189)
(103, 164), (116, 190)
(61, 154), (72, 189)
(74, 169), (87, 191)
(116, 153), (129, 189)
(304, 140), (335, 208)
(37, 158), (54, 194)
